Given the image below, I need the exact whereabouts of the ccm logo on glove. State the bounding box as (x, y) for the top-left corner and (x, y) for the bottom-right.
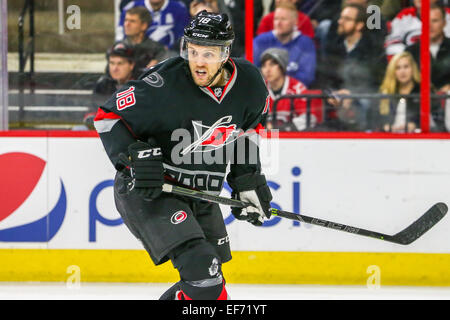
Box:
(137, 148), (162, 159)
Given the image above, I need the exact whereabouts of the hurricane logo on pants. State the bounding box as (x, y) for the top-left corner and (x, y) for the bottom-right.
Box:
(171, 211), (187, 224)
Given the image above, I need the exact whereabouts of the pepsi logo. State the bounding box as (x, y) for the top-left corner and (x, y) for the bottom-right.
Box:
(0, 152), (66, 242)
(170, 211), (187, 225)
(0, 152), (46, 223)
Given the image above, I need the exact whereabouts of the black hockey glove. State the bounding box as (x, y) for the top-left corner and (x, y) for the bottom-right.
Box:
(227, 172), (272, 226)
(118, 139), (164, 200)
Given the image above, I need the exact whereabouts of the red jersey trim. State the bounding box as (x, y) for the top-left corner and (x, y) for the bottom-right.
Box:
(94, 108), (122, 122)
(200, 58), (237, 104)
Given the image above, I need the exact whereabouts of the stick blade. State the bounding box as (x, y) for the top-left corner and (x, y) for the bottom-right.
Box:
(392, 202), (448, 245)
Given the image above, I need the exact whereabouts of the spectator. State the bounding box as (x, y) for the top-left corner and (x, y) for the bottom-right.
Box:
(378, 0), (404, 21)
(376, 51), (444, 132)
(318, 3), (387, 131)
(267, 0), (312, 13)
(406, 3), (450, 93)
(178, 0), (219, 11)
(317, 0), (388, 57)
(117, 0), (190, 50)
(120, 0), (135, 11)
(385, 0), (450, 58)
(295, 0), (315, 14)
(222, 0), (263, 57)
(188, 0), (219, 16)
(256, 0), (315, 39)
(253, 2), (316, 86)
(95, 42), (137, 97)
(78, 42), (138, 131)
(180, 0), (233, 15)
(121, 6), (171, 72)
(309, 0), (342, 30)
(260, 48), (322, 131)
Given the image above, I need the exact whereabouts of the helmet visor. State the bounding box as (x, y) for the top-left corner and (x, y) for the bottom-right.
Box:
(180, 37), (231, 64)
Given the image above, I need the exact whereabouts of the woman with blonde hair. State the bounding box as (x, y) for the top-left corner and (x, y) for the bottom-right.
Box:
(377, 51), (444, 132)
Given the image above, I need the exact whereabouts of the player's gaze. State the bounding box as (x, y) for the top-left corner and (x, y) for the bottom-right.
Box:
(186, 46), (221, 64)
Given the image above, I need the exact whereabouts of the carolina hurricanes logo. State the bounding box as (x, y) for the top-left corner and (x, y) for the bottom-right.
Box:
(181, 116), (242, 155)
(171, 211), (187, 224)
(142, 72), (164, 88)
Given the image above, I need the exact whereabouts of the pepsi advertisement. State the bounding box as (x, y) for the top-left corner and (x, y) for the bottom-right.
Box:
(1, 134), (450, 253)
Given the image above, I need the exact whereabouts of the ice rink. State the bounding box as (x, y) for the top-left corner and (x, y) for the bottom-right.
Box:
(0, 282), (449, 300)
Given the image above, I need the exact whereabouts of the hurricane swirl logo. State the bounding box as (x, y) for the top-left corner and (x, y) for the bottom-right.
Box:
(181, 116), (242, 155)
(0, 152), (67, 242)
(171, 210), (187, 225)
(142, 72), (164, 88)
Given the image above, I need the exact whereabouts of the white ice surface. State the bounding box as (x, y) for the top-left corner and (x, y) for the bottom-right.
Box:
(0, 282), (449, 300)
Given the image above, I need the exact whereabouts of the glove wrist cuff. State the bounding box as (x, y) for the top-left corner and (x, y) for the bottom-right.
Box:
(227, 172), (267, 192)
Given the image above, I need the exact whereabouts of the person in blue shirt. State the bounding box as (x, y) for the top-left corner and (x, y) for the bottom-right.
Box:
(117, 0), (190, 50)
(253, 2), (316, 87)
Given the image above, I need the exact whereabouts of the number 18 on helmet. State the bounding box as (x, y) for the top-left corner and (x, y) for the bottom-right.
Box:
(180, 10), (235, 64)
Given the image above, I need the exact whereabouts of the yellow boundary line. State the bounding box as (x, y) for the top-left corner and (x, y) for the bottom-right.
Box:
(1, 249), (449, 286)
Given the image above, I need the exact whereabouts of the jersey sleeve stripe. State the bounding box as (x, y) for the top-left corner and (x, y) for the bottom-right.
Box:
(94, 108), (124, 133)
(262, 95), (270, 114)
(255, 123), (265, 133)
(94, 119), (120, 133)
(94, 107), (122, 121)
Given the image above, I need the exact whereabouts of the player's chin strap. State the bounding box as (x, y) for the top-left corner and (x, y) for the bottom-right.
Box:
(199, 57), (230, 88)
(201, 63), (225, 88)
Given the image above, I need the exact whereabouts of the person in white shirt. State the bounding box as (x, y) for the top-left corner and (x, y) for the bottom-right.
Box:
(385, 0), (450, 58)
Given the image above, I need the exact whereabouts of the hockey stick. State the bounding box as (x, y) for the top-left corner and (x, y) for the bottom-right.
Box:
(162, 183), (448, 245)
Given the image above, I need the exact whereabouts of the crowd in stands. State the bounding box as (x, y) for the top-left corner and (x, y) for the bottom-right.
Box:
(84, 0), (450, 133)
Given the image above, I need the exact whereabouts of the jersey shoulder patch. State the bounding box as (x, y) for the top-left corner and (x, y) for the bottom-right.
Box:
(141, 72), (165, 88)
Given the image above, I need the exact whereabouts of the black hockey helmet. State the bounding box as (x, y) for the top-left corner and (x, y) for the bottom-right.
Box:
(180, 10), (234, 63)
(184, 10), (234, 45)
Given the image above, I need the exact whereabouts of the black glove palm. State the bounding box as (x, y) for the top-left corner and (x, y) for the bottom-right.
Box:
(119, 139), (164, 200)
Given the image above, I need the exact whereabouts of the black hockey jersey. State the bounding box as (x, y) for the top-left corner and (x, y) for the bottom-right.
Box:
(94, 57), (269, 194)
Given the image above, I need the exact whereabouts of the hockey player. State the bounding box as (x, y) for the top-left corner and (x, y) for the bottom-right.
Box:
(94, 10), (273, 300)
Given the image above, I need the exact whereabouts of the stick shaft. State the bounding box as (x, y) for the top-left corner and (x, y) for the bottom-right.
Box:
(271, 209), (396, 242)
(163, 184), (383, 239)
(162, 184), (446, 245)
